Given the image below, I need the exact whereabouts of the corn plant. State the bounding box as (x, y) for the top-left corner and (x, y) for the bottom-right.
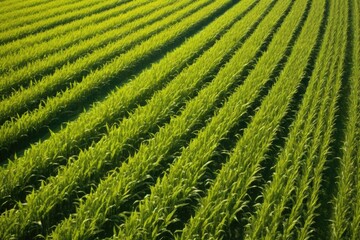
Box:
(179, 0), (324, 237)
(0, 0), (157, 75)
(0, 0), (147, 57)
(0, 0), (196, 113)
(0, 0), (234, 217)
(0, 0), (263, 237)
(0, 0), (213, 144)
(331, 0), (360, 238)
(0, 0), (131, 44)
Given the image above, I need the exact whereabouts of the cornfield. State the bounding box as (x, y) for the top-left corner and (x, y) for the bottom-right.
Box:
(0, 0), (359, 239)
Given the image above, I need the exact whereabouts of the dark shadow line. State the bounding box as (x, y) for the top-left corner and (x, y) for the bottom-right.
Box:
(313, 0), (353, 238)
(0, 0), (239, 162)
(0, 0), (134, 45)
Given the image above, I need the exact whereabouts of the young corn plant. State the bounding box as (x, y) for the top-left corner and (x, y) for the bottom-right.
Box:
(179, 0), (325, 237)
(0, 0), (159, 75)
(0, 0), (201, 120)
(50, 0), (287, 238)
(0, 0), (148, 58)
(0, 0), (248, 211)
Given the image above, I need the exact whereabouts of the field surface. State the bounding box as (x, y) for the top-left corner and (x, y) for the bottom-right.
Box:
(0, 0), (359, 239)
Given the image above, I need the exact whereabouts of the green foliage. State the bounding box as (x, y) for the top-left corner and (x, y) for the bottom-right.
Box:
(0, 0), (357, 239)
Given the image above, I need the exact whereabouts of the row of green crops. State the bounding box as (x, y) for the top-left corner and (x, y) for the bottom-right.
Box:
(0, 0), (156, 75)
(0, 0), (101, 19)
(0, 0), (266, 237)
(0, 0), (358, 239)
(0, 0), (148, 58)
(0, 0), (224, 150)
(330, 0), (360, 238)
(42, 0), (290, 238)
(245, 0), (342, 238)
(0, 0), (136, 44)
(174, 0), (325, 238)
(0, 0), (85, 25)
(0, 0), (234, 203)
(0, 0), (199, 118)
(0, 0), (102, 32)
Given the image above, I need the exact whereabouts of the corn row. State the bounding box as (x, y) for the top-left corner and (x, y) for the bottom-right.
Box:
(296, 1), (347, 237)
(0, 0), (131, 44)
(0, 0), (156, 74)
(0, 0), (235, 213)
(0, 0), (79, 23)
(244, 0), (330, 238)
(350, 1), (360, 238)
(0, 0), (194, 111)
(331, 0), (360, 238)
(0, 0), (254, 238)
(112, 0), (308, 238)
(178, 0), (324, 237)
(0, 0), (149, 57)
(278, 1), (346, 239)
(0, 0), (68, 18)
(0, 0), (172, 96)
(0, 0), (209, 143)
(49, 0), (279, 238)
(0, 0), (93, 32)
(0, 0), (163, 75)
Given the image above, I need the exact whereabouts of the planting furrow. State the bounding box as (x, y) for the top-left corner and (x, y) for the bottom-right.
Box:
(0, 0), (132, 44)
(0, 0), (238, 213)
(0, 0), (263, 237)
(0, 0), (77, 23)
(177, 0), (325, 237)
(112, 0), (314, 238)
(295, 1), (348, 239)
(278, 1), (346, 238)
(0, 0), (349, 238)
(244, 0), (336, 238)
(296, 12), (346, 239)
(0, 0), (192, 101)
(350, 2), (360, 238)
(49, 0), (288, 238)
(0, 0), (208, 134)
(0, 0), (89, 32)
(331, 0), (360, 238)
(0, 0), (63, 17)
(0, 0), (156, 74)
(0, 0), (150, 58)
(0, 0), (163, 75)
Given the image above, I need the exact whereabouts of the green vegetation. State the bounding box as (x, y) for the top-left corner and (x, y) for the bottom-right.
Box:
(0, 0), (358, 239)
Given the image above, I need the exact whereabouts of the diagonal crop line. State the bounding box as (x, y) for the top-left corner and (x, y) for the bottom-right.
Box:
(0, 0), (134, 44)
(48, 0), (289, 239)
(0, 0), (193, 110)
(0, 0), (98, 32)
(331, 0), (360, 238)
(106, 0), (317, 238)
(0, 0), (212, 144)
(0, 0), (94, 23)
(0, 1), (269, 239)
(277, 1), (347, 239)
(0, 0), (82, 26)
(0, 0), (149, 58)
(297, 0), (348, 239)
(349, 0), (360, 238)
(178, 0), (325, 238)
(0, 0), (58, 16)
(244, 0), (331, 238)
(0, 0), (157, 75)
(0, 0), (239, 220)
